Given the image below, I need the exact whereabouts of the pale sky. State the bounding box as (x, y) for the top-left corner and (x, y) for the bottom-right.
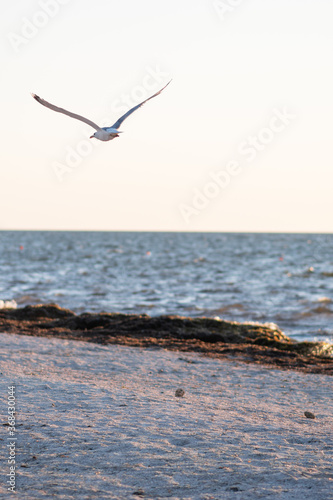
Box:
(1, 0), (333, 232)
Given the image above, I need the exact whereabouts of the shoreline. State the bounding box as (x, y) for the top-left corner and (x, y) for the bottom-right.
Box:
(1, 304), (332, 375)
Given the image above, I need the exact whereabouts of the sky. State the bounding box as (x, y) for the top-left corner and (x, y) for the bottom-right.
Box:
(1, 0), (333, 232)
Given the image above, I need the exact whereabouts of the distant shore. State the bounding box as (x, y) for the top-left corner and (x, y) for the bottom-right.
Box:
(1, 303), (332, 375)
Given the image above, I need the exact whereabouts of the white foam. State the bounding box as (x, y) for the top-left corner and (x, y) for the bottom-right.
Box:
(0, 299), (17, 309)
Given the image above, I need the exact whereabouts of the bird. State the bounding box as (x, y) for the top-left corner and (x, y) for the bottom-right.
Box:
(31, 80), (171, 141)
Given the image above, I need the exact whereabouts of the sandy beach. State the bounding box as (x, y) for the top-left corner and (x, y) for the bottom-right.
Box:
(1, 331), (332, 499)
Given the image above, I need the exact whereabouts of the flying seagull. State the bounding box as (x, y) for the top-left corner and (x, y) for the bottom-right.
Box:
(31, 80), (171, 141)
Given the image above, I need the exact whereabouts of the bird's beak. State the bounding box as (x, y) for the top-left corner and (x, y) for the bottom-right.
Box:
(90, 135), (94, 139)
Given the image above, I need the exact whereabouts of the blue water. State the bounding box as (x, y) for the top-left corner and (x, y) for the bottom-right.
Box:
(0, 231), (332, 343)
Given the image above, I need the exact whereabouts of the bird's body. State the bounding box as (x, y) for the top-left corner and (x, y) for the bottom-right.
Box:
(31, 81), (171, 142)
(94, 128), (120, 141)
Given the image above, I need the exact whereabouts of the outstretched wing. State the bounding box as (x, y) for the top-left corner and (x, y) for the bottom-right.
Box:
(110, 80), (171, 130)
(31, 93), (102, 131)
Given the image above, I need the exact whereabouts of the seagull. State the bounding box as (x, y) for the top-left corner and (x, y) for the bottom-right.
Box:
(31, 80), (171, 141)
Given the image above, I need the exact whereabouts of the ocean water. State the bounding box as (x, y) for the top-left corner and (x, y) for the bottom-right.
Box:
(0, 231), (332, 343)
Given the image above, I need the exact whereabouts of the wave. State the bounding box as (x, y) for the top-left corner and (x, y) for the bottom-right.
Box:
(298, 305), (333, 318)
(317, 297), (332, 304)
(214, 303), (246, 314)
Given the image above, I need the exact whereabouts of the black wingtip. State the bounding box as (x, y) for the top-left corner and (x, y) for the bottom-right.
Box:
(162, 80), (172, 90)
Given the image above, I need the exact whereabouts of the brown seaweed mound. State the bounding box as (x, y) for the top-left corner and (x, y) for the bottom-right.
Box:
(0, 304), (332, 375)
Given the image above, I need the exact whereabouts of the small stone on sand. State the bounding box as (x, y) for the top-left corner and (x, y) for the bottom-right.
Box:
(132, 489), (145, 496)
(304, 411), (316, 419)
(175, 388), (185, 397)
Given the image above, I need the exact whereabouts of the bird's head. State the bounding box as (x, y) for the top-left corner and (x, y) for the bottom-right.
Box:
(90, 132), (96, 139)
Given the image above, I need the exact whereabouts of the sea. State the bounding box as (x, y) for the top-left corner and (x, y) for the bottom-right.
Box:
(0, 231), (332, 344)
